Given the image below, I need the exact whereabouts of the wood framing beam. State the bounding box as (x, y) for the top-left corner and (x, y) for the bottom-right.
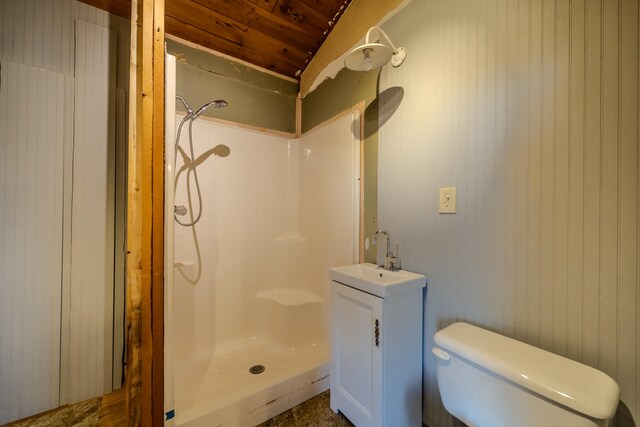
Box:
(151, 0), (166, 423)
(126, 0), (165, 425)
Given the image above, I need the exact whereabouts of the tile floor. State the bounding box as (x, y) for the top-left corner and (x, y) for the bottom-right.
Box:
(4, 390), (352, 427)
(3, 388), (125, 427)
(4, 397), (101, 427)
(257, 391), (353, 427)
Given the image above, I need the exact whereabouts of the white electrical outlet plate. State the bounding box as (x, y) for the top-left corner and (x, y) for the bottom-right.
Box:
(439, 187), (457, 214)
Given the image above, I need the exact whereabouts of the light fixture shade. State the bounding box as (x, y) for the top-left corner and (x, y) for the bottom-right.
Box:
(344, 42), (392, 71)
(343, 27), (406, 71)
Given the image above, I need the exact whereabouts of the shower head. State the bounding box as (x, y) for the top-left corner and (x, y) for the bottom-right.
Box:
(193, 99), (228, 119)
(344, 26), (406, 71)
(176, 96), (228, 119)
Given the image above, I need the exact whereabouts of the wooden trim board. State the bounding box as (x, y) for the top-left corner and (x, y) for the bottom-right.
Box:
(151, 0), (166, 422)
(126, 0), (165, 425)
(125, 0), (142, 423)
(177, 112), (296, 139)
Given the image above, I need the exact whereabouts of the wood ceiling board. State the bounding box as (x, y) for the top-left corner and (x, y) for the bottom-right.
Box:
(165, 16), (300, 77)
(78, 0), (132, 18)
(167, 0), (309, 67)
(249, 6), (323, 50)
(76, 0), (353, 79)
(273, 0), (332, 33)
(297, 0), (346, 22)
(190, 0), (321, 54)
(190, 0), (323, 40)
(247, 0), (277, 12)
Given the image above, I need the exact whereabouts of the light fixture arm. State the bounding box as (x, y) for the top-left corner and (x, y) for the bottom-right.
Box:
(365, 26), (399, 53)
(344, 26), (407, 71)
(364, 26), (406, 68)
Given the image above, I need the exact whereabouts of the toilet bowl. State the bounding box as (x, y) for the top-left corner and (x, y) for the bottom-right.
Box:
(432, 322), (620, 427)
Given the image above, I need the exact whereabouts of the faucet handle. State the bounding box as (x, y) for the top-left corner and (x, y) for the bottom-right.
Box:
(389, 243), (401, 271)
(387, 256), (401, 271)
(385, 255), (400, 271)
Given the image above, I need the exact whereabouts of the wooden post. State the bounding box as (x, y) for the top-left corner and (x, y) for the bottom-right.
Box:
(126, 0), (165, 425)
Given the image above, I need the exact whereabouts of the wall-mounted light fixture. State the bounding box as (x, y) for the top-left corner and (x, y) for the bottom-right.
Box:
(344, 26), (406, 71)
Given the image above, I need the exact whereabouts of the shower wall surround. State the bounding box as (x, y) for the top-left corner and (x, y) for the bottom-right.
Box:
(302, 71), (379, 264)
(172, 112), (360, 361)
(172, 122), (293, 357)
(0, 0), (129, 423)
(170, 113), (360, 424)
(376, 0), (640, 425)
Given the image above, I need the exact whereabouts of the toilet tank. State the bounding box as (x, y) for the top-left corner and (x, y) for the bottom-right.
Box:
(432, 323), (620, 427)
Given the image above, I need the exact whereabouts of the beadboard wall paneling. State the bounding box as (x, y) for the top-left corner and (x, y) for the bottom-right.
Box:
(59, 74), (75, 407)
(0, 0), (130, 83)
(1, 0), (130, 411)
(0, 61), (66, 424)
(377, 0), (639, 425)
(67, 20), (117, 404)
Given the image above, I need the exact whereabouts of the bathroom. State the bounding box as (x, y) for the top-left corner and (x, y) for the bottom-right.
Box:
(1, 0), (639, 426)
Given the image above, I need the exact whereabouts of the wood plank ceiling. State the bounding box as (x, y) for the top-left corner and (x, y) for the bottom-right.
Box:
(78, 0), (353, 79)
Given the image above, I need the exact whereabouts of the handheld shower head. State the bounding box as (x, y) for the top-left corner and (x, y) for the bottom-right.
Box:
(173, 96), (229, 227)
(193, 99), (228, 119)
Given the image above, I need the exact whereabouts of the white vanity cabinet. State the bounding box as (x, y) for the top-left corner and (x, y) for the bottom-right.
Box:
(329, 263), (426, 427)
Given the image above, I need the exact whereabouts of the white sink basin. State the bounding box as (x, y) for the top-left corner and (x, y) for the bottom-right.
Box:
(329, 263), (426, 298)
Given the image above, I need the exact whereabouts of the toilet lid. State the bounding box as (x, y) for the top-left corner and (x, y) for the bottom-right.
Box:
(434, 322), (620, 420)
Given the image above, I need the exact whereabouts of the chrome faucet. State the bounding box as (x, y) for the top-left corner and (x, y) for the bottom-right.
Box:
(372, 229), (399, 271)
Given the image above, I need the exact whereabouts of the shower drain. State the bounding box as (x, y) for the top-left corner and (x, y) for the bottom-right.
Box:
(249, 364), (265, 374)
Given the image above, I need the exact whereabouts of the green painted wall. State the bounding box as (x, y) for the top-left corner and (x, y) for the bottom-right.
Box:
(166, 39), (297, 134)
(302, 69), (380, 263)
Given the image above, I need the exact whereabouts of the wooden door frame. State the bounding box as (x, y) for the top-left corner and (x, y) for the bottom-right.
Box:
(126, 0), (165, 425)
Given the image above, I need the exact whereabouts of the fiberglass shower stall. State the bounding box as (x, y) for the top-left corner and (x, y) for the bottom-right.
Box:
(164, 54), (361, 426)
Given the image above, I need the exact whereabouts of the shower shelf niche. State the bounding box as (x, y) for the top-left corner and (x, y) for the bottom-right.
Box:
(257, 288), (322, 306)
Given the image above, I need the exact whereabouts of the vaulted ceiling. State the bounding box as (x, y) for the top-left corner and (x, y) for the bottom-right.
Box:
(79, 0), (352, 79)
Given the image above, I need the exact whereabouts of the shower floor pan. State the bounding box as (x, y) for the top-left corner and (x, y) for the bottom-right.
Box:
(174, 338), (330, 427)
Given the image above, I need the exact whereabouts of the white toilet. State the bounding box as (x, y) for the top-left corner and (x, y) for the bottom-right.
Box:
(432, 322), (620, 427)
